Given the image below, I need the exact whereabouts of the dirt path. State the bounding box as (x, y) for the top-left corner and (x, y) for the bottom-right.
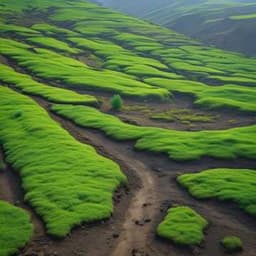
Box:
(0, 149), (45, 245)
(36, 98), (163, 256)
(1, 93), (255, 256)
(111, 159), (157, 256)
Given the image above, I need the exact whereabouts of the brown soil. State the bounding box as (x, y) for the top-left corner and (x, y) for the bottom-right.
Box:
(1, 91), (256, 256)
(10, 96), (254, 256)
(99, 94), (256, 131)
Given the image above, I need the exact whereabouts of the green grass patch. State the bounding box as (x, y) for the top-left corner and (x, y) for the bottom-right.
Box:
(31, 23), (78, 36)
(0, 22), (39, 36)
(52, 104), (256, 161)
(145, 78), (256, 112)
(178, 168), (256, 216)
(27, 36), (80, 54)
(0, 86), (126, 237)
(0, 201), (33, 256)
(221, 236), (243, 252)
(230, 13), (256, 20)
(157, 206), (208, 246)
(0, 38), (169, 100)
(0, 63), (97, 105)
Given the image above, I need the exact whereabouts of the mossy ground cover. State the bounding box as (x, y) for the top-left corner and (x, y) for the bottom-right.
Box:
(52, 104), (256, 161)
(178, 169), (256, 216)
(150, 109), (217, 123)
(26, 36), (81, 54)
(145, 78), (256, 112)
(0, 201), (33, 256)
(0, 86), (126, 237)
(230, 13), (256, 20)
(221, 236), (243, 252)
(157, 206), (208, 246)
(0, 0), (256, 109)
(31, 23), (78, 36)
(0, 38), (169, 100)
(0, 63), (97, 105)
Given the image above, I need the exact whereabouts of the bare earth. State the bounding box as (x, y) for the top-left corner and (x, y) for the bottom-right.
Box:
(0, 93), (256, 256)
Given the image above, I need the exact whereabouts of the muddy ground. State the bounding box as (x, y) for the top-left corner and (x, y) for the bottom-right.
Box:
(1, 89), (255, 256)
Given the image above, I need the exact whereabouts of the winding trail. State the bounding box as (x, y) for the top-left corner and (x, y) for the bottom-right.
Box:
(111, 159), (157, 256)
(17, 95), (256, 256)
(35, 97), (163, 256)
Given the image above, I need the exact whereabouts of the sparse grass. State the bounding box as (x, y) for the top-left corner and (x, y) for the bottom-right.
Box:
(52, 105), (256, 161)
(0, 63), (97, 105)
(0, 201), (33, 256)
(0, 86), (126, 237)
(157, 206), (208, 246)
(150, 109), (216, 123)
(221, 236), (243, 252)
(178, 169), (256, 216)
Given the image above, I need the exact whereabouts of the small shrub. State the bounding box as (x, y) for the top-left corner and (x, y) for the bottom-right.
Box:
(110, 94), (123, 111)
(221, 236), (243, 252)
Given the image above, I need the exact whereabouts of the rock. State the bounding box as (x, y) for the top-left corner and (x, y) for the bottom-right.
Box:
(135, 220), (144, 226)
(112, 233), (119, 238)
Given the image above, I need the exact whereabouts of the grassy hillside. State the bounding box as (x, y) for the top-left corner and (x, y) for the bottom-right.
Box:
(0, 0), (256, 254)
(96, 0), (256, 56)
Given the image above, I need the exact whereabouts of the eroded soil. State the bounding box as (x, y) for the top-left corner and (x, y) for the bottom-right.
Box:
(0, 91), (256, 256)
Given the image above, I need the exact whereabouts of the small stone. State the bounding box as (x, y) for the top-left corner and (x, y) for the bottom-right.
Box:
(112, 233), (119, 238)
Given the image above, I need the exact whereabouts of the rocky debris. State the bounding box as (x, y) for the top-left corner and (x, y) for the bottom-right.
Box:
(134, 218), (151, 226)
(112, 233), (119, 238)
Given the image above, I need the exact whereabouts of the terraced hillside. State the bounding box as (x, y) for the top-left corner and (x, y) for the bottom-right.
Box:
(96, 0), (256, 56)
(0, 0), (256, 255)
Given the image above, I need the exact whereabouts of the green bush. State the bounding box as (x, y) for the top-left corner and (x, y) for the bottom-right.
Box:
(221, 236), (243, 252)
(157, 206), (208, 246)
(110, 94), (123, 111)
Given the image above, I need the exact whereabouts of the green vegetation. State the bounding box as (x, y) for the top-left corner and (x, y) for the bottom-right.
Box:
(101, 0), (256, 55)
(221, 236), (243, 252)
(230, 13), (256, 20)
(52, 105), (256, 161)
(110, 94), (123, 111)
(0, 63), (97, 105)
(0, 38), (169, 100)
(150, 109), (216, 123)
(178, 169), (256, 216)
(157, 206), (208, 246)
(31, 23), (78, 36)
(0, 86), (126, 237)
(145, 78), (256, 112)
(0, 201), (33, 256)
(26, 36), (80, 54)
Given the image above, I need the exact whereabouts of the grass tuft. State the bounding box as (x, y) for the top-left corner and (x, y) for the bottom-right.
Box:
(157, 206), (208, 246)
(221, 236), (243, 252)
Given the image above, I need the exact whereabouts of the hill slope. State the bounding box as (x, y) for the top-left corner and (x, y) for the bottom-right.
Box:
(95, 0), (256, 56)
(1, 0), (256, 255)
